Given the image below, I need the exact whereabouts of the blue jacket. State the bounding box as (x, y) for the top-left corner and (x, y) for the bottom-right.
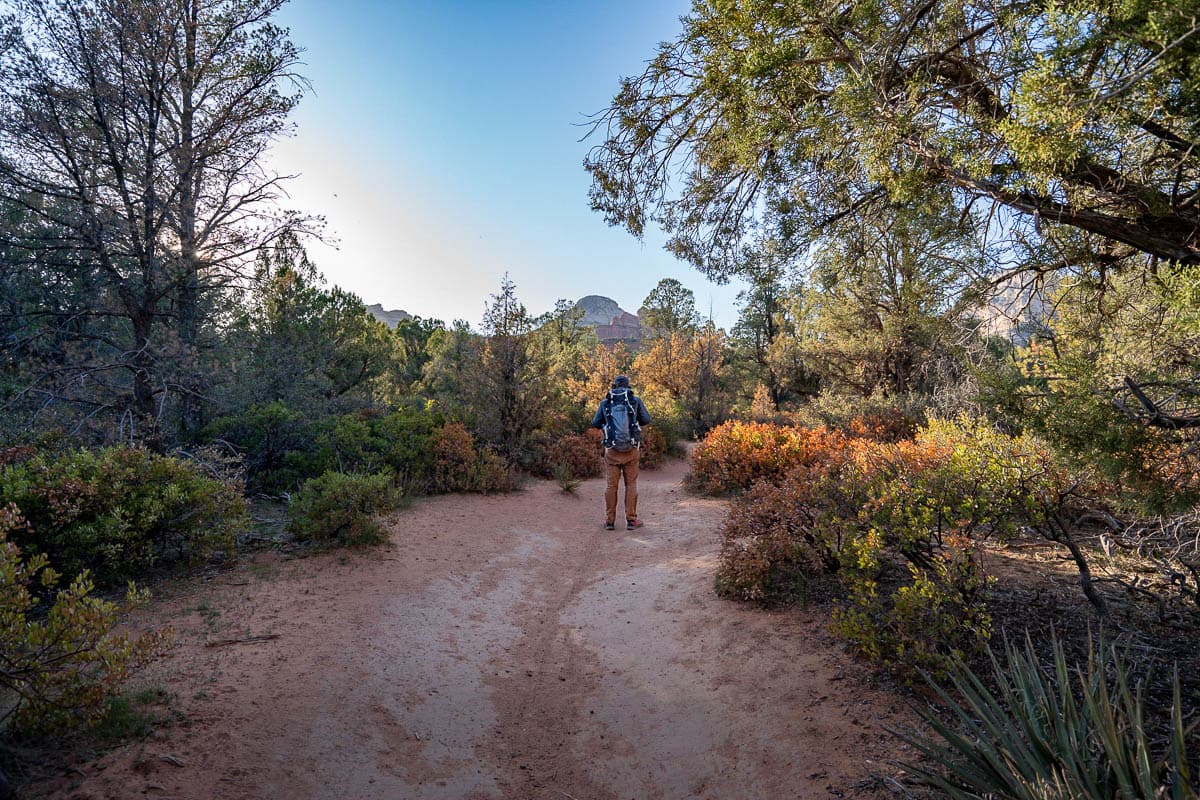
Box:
(591, 389), (652, 438)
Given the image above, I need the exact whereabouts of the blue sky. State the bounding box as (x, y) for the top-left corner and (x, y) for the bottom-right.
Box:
(267, 0), (747, 330)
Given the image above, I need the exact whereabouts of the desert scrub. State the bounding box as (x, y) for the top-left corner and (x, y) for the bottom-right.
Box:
(202, 401), (322, 493)
(688, 420), (848, 494)
(429, 422), (512, 493)
(542, 432), (603, 480)
(0, 446), (247, 586)
(715, 466), (850, 603)
(715, 418), (1096, 676)
(789, 391), (923, 442)
(286, 471), (397, 545)
(0, 504), (170, 737)
(903, 635), (1198, 799)
(553, 464), (583, 493)
(637, 425), (672, 469)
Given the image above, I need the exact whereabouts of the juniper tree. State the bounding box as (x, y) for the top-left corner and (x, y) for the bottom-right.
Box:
(586, 0), (1200, 278)
(0, 0), (308, 443)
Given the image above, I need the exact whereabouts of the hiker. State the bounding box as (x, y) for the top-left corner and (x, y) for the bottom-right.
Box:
(590, 374), (652, 531)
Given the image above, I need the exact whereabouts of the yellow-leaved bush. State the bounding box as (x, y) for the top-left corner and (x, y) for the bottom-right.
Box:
(708, 417), (1089, 677)
(1, 504), (170, 736)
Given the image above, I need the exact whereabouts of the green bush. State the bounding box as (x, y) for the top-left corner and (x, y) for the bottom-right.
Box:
(325, 407), (510, 495)
(903, 635), (1198, 799)
(202, 401), (324, 493)
(205, 403), (463, 495)
(645, 399), (692, 445)
(832, 529), (994, 679)
(552, 464), (583, 493)
(286, 471), (397, 546)
(329, 406), (444, 491)
(0, 447), (248, 586)
(0, 504), (170, 736)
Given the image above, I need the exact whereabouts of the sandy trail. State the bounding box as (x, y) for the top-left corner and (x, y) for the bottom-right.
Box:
(43, 457), (914, 800)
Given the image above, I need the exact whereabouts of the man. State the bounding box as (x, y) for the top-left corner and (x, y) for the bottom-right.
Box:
(590, 375), (652, 530)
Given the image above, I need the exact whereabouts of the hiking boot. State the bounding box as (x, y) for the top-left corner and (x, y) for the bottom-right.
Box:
(627, 518), (644, 530)
(604, 521), (615, 530)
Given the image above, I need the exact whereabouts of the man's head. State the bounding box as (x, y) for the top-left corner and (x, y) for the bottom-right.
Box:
(612, 374), (630, 390)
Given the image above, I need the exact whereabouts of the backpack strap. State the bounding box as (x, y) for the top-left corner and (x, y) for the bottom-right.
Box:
(601, 391), (616, 447)
(620, 389), (642, 442)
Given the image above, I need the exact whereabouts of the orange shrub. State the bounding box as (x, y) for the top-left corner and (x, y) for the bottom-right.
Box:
(429, 422), (513, 494)
(638, 426), (670, 470)
(846, 409), (919, 443)
(0, 445), (35, 467)
(715, 464), (848, 602)
(544, 433), (604, 480)
(712, 418), (1108, 675)
(688, 421), (849, 494)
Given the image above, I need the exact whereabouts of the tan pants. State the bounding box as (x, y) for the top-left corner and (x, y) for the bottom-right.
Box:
(604, 448), (640, 524)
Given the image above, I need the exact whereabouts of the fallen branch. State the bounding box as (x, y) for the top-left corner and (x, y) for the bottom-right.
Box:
(1121, 377), (1200, 429)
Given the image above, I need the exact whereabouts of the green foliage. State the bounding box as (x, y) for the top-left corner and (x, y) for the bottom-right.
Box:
(328, 407), (442, 491)
(418, 322), (480, 427)
(639, 399), (691, 447)
(796, 207), (985, 400)
(985, 268), (1200, 512)
(219, 233), (401, 416)
(204, 403), (496, 497)
(92, 687), (174, 744)
(392, 316), (444, 394)
(641, 278), (698, 335)
(711, 418), (1101, 676)
(553, 464), (583, 494)
(833, 532), (994, 679)
(728, 252), (815, 412)
(0, 505), (170, 736)
(587, 0), (1200, 279)
(286, 471), (397, 546)
(419, 279), (600, 469)
(0, 0), (308, 438)
(903, 636), (1198, 800)
(203, 402), (321, 493)
(0, 447), (247, 586)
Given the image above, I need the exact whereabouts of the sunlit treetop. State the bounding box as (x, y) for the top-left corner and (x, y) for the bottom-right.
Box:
(586, 0), (1200, 281)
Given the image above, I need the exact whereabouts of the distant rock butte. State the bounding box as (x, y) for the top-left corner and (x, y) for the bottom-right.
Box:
(574, 295), (646, 344)
(366, 295), (644, 343)
(365, 303), (412, 328)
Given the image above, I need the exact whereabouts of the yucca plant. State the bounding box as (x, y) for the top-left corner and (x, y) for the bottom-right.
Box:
(900, 634), (1197, 799)
(552, 464), (583, 494)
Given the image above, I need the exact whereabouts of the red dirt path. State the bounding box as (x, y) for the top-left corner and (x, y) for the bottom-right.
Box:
(41, 456), (916, 800)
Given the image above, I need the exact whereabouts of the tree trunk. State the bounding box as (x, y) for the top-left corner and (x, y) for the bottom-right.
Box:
(130, 311), (162, 450)
(175, 0), (202, 440)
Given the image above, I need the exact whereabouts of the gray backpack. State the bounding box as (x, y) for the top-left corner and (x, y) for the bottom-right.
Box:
(603, 388), (641, 452)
